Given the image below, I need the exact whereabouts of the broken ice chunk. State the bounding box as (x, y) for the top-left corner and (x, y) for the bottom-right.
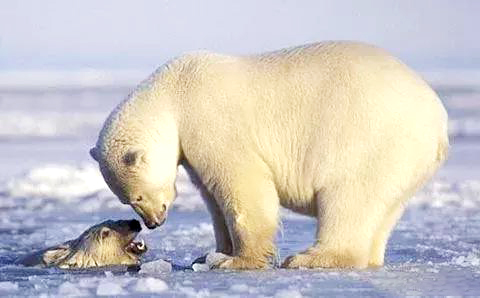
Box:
(139, 259), (173, 274)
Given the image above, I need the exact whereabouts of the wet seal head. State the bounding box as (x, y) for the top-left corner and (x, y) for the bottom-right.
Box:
(16, 219), (148, 269)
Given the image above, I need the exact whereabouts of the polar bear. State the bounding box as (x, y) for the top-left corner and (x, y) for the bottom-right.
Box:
(17, 219), (147, 268)
(90, 41), (449, 269)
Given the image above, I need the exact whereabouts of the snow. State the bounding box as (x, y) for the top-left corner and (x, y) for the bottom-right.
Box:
(0, 163), (205, 216)
(411, 179), (480, 209)
(3, 162), (480, 217)
(133, 277), (168, 293)
(4, 164), (105, 200)
(0, 71), (479, 141)
(449, 118), (480, 139)
(0, 281), (19, 293)
(191, 263), (210, 272)
(96, 281), (124, 296)
(274, 289), (303, 298)
(0, 72), (479, 296)
(58, 281), (89, 296)
(453, 253), (480, 267)
(229, 283), (249, 292)
(139, 259), (173, 274)
(0, 110), (106, 139)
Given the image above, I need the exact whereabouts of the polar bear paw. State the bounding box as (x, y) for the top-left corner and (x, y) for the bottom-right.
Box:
(213, 256), (268, 270)
(281, 249), (368, 269)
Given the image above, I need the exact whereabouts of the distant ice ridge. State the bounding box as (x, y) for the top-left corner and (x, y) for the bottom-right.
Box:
(0, 69), (148, 89)
(452, 252), (480, 267)
(0, 110), (105, 138)
(411, 179), (480, 210)
(0, 163), (204, 213)
(0, 68), (479, 139)
(0, 68), (478, 89)
(1, 111), (478, 139)
(3, 164), (105, 201)
(421, 69), (480, 89)
(449, 118), (480, 139)
(1, 162), (479, 213)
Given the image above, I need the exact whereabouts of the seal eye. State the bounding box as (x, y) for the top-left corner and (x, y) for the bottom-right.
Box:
(100, 228), (110, 239)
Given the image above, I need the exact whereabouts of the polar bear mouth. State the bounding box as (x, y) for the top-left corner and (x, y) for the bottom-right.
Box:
(125, 238), (147, 255)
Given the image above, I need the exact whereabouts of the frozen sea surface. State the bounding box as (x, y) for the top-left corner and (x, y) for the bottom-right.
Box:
(0, 72), (479, 296)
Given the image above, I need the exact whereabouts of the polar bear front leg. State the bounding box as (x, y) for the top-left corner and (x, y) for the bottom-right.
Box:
(212, 174), (279, 270)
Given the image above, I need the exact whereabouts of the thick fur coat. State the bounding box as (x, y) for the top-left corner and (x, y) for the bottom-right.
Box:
(90, 41), (449, 269)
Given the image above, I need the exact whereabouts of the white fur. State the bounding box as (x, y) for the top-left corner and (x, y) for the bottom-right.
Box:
(92, 41), (449, 269)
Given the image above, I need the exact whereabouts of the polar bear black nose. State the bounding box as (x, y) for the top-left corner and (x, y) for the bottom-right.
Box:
(128, 219), (142, 232)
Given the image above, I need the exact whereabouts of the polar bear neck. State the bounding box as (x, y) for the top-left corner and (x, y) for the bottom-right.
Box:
(96, 52), (229, 165)
(97, 69), (179, 162)
(97, 53), (221, 159)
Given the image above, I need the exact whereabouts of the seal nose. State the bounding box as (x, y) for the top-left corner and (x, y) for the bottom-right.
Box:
(128, 219), (142, 232)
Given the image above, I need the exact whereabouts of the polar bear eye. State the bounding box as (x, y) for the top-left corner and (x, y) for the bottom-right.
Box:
(137, 196), (143, 202)
(123, 149), (146, 167)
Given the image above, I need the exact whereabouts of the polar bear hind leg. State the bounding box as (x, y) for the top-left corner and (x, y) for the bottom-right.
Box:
(282, 181), (393, 269)
(282, 144), (445, 269)
(368, 139), (447, 267)
(368, 202), (405, 266)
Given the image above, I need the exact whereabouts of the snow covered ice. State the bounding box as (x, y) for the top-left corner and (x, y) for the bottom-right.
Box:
(139, 259), (173, 274)
(1, 74), (480, 296)
(133, 277), (169, 293)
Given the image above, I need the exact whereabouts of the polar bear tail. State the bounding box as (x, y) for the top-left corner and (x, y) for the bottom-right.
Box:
(436, 137), (449, 164)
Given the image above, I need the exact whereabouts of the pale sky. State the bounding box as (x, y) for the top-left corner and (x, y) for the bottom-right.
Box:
(1, 0), (479, 70)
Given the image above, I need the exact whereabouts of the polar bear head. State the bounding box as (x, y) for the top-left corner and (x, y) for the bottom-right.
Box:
(91, 146), (177, 229)
(90, 94), (180, 229)
(39, 219), (147, 269)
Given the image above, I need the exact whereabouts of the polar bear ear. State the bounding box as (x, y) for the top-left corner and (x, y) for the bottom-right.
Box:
(90, 147), (100, 162)
(123, 149), (146, 167)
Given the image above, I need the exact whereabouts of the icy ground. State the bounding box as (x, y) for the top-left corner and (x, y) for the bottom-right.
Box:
(1, 74), (480, 296)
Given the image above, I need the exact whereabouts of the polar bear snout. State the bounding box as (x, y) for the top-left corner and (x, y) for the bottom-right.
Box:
(145, 208), (167, 229)
(132, 202), (168, 229)
(143, 213), (166, 229)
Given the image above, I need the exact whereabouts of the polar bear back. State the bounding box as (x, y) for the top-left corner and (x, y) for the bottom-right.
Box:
(175, 42), (447, 203)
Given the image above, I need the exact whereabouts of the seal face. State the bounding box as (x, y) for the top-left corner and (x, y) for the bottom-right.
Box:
(17, 219), (148, 269)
